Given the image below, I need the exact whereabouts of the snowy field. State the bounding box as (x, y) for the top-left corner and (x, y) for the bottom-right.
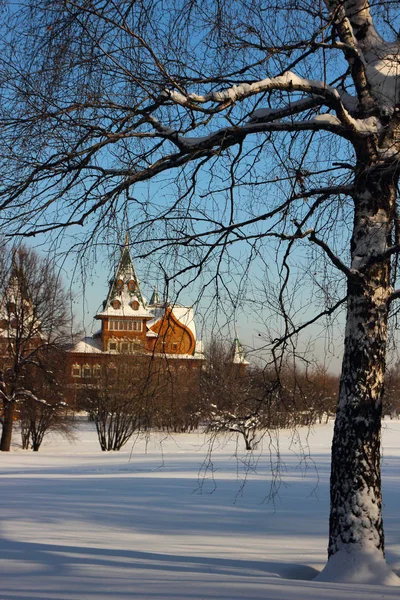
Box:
(1, 418), (400, 600)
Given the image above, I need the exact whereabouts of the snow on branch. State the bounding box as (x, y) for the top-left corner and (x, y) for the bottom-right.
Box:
(336, 0), (383, 50)
(149, 118), (350, 160)
(150, 115), (348, 154)
(161, 71), (382, 139)
(163, 71), (340, 106)
(15, 389), (49, 405)
(325, 0), (400, 114)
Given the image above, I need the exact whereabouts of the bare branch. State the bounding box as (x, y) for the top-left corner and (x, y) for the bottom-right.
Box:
(271, 296), (347, 350)
(309, 232), (355, 279)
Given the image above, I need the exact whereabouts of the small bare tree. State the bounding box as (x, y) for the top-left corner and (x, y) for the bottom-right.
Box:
(203, 340), (264, 450)
(275, 364), (339, 426)
(79, 353), (203, 449)
(79, 358), (147, 451)
(204, 341), (339, 448)
(19, 349), (74, 451)
(0, 246), (73, 451)
(148, 361), (203, 433)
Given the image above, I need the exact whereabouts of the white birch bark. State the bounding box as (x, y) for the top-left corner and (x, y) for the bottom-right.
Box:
(329, 173), (396, 557)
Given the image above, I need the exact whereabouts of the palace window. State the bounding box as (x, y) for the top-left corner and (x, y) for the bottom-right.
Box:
(108, 362), (117, 376)
(109, 341), (117, 351)
(128, 279), (136, 291)
(109, 319), (142, 332)
(121, 342), (129, 353)
(131, 300), (140, 311)
(93, 365), (101, 378)
(71, 364), (81, 378)
(82, 364), (91, 378)
(112, 299), (121, 310)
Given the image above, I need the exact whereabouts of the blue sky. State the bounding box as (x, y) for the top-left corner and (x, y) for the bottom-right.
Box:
(36, 216), (346, 375)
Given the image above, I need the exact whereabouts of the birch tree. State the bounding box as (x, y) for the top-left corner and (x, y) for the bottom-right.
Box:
(1, 0), (400, 583)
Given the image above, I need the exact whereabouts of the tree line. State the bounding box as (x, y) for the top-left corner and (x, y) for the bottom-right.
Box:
(2, 243), (400, 455)
(2, 245), (400, 456)
(75, 350), (400, 452)
(71, 343), (342, 452)
(0, 244), (343, 453)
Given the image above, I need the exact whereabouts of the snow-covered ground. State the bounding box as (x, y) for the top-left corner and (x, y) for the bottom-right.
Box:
(1, 418), (400, 599)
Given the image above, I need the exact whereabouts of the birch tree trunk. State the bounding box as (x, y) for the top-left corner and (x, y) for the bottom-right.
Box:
(322, 170), (399, 580)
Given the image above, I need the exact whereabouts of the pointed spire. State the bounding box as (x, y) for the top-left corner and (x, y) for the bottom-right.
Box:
(232, 333), (248, 364)
(149, 284), (161, 306)
(100, 240), (148, 314)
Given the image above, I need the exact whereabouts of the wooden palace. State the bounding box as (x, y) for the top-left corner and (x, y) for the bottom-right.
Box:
(68, 239), (207, 380)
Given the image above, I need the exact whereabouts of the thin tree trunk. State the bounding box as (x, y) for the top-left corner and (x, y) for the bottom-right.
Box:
(21, 420), (31, 449)
(0, 402), (15, 451)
